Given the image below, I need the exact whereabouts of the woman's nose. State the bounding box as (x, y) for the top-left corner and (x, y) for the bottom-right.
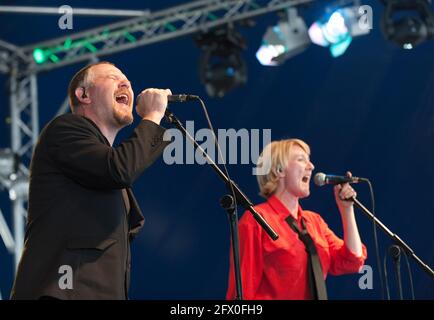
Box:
(308, 161), (315, 170)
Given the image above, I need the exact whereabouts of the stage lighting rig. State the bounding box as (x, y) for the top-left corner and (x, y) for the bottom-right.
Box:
(308, 4), (371, 57)
(256, 8), (310, 66)
(195, 27), (247, 98)
(381, 0), (434, 49)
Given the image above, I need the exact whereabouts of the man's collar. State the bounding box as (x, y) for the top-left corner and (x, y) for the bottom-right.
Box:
(79, 115), (111, 146)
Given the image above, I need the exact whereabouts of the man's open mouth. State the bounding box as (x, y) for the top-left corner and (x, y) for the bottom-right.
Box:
(115, 93), (130, 105)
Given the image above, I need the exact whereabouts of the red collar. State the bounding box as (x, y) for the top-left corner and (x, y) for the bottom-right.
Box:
(267, 195), (304, 221)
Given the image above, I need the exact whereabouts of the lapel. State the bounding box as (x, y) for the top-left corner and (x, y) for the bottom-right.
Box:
(125, 188), (145, 240)
(81, 115), (145, 239)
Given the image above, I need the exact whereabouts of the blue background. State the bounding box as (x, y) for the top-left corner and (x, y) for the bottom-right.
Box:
(0, 0), (433, 299)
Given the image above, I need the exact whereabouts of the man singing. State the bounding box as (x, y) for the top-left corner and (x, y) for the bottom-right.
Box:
(11, 61), (171, 299)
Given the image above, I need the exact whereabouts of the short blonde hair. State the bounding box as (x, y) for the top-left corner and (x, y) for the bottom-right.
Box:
(256, 138), (311, 198)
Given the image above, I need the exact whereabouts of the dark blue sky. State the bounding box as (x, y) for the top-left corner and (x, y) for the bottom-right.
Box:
(1, 0), (433, 299)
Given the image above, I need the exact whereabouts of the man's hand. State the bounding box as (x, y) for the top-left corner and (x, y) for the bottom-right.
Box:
(136, 88), (172, 124)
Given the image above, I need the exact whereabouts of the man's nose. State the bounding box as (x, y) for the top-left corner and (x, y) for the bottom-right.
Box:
(119, 80), (130, 89)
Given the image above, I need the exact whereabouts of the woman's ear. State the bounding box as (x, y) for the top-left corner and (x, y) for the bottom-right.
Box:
(276, 166), (285, 177)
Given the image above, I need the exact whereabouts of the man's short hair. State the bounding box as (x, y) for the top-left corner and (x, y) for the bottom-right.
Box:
(67, 61), (114, 112)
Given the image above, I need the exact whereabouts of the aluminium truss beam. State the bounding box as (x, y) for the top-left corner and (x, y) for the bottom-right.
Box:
(20, 0), (314, 75)
(0, 39), (27, 74)
(4, 65), (38, 271)
(0, 6), (151, 17)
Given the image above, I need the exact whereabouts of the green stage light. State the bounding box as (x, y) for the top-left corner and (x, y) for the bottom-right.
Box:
(33, 48), (46, 64)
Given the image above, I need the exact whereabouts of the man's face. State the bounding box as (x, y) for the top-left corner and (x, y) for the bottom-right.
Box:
(281, 145), (315, 199)
(86, 64), (134, 128)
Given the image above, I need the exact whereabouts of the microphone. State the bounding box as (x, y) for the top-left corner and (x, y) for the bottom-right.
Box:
(168, 94), (199, 103)
(314, 172), (368, 186)
(136, 93), (199, 104)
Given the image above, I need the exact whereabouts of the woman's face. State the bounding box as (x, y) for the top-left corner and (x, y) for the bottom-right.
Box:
(281, 145), (315, 199)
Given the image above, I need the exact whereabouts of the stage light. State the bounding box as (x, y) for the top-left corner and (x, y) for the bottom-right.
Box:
(381, 0), (434, 49)
(0, 149), (17, 181)
(196, 27), (247, 98)
(33, 48), (46, 64)
(309, 5), (371, 57)
(309, 9), (351, 57)
(8, 177), (29, 201)
(256, 8), (310, 66)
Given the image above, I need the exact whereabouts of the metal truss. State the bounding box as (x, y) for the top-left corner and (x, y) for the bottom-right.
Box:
(0, 64), (39, 272)
(0, 45), (37, 288)
(19, 0), (314, 75)
(9, 70), (39, 167)
(0, 39), (27, 74)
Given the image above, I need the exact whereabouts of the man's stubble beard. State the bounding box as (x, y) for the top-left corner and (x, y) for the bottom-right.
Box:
(113, 104), (134, 127)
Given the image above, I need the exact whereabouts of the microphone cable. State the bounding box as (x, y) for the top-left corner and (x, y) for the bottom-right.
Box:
(194, 97), (239, 218)
(383, 249), (391, 300)
(403, 249), (415, 299)
(383, 244), (415, 299)
(366, 179), (386, 300)
(163, 94), (239, 223)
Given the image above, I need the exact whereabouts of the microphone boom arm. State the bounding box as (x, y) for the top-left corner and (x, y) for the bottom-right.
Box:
(351, 197), (434, 279)
(164, 108), (279, 241)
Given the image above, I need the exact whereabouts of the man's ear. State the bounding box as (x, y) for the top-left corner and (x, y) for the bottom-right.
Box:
(75, 87), (91, 105)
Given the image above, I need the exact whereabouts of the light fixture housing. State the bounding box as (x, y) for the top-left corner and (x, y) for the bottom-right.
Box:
(196, 28), (247, 97)
(309, 5), (371, 57)
(381, 0), (434, 49)
(256, 8), (311, 66)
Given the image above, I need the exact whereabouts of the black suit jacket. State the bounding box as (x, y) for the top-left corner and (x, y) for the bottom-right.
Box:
(10, 114), (167, 299)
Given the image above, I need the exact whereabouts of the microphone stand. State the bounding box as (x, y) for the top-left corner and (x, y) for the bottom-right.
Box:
(164, 108), (279, 300)
(220, 195), (243, 300)
(389, 245), (404, 299)
(352, 197), (434, 281)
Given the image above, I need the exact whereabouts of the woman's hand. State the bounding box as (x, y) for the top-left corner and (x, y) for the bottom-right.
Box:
(333, 171), (357, 211)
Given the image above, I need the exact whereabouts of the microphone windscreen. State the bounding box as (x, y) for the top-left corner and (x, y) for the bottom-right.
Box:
(314, 172), (326, 186)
